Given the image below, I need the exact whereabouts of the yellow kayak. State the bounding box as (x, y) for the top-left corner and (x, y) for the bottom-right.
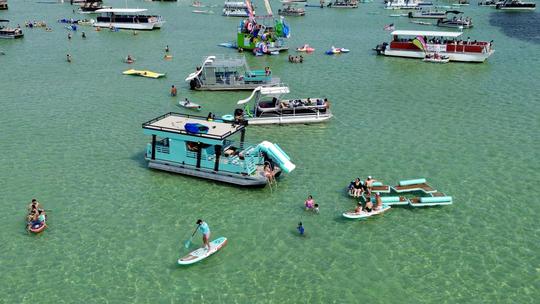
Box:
(122, 69), (166, 79)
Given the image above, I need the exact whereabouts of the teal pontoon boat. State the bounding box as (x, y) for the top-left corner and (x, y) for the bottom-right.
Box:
(142, 113), (295, 187)
(185, 55), (280, 91)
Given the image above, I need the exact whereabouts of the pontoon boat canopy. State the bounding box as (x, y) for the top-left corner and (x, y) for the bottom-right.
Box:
(390, 30), (463, 38)
(94, 8), (148, 13)
(237, 86), (290, 104)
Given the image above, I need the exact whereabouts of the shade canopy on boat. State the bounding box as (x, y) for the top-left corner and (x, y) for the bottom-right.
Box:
(237, 86), (290, 104)
(390, 30), (463, 38)
(94, 8), (148, 13)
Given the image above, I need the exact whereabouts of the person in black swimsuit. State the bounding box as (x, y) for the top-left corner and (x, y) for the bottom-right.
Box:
(350, 178), (363, 197)
(365, 198), (374, 213)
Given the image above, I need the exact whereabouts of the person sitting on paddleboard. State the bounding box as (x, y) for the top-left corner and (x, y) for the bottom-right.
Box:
(297, 222), (304, 235)
(374, 193), (382, 211)
(351, 178), (363, 198)
(365, 198), (373, 213)
(354, 202), (363, 214)
(196, 219), (210, 251)
(305, 195), (315, 211)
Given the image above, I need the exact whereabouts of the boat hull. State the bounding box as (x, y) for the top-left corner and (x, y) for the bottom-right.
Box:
(147, 159), (270, 187)
(382, 49), (493, 63)
(92, 21), (164, 30)
(246, 113), (332, 125)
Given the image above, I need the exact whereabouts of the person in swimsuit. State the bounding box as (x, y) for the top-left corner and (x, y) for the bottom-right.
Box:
(364, 199), (373, 213)
(351, 178), (363, 197)
(196, 219), (211, 251)
(305, 195), (315, 211)
(314, 204), (320, 214)
(264, 163), (275, 184)
(364, 176), (378, 195)
(170, 85), (177, 97)
(374, 192), (382, 211)
(297, 222), (304, 235)
(27, 199), (40, 212)
(354, 202), (363, 214)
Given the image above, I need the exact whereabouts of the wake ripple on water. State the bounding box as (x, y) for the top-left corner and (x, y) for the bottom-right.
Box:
(489, 12), (540, 44)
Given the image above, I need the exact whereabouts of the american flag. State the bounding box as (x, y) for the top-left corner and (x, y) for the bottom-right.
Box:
(384, 23), (395, 31)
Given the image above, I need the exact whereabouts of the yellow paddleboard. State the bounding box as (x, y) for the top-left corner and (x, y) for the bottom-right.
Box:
(123, 69), (166, 79)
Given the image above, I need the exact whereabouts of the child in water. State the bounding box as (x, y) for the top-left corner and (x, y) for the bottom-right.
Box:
(314, 204), (319, 214)
(304, 195), (314, 211)
(297, 222), (304, 235)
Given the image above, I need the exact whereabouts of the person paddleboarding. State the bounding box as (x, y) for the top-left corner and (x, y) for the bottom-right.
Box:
(197, 219), (211, 251)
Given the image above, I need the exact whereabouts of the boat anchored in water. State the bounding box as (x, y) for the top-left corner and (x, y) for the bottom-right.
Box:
(223, 1), (255, 17)
(93, 8), (164, 30)
(185, 55), (280, 91)
(436, 11), (473, 29)
(327, 0), (359, 8)
(142, 112), (295, 187)
(496, 0), (536, 10)
(78, 0), (110, 14)
(408, 9), (447, 19)
(0, 20), (23, 39)
(374, 30), (494, 63)
(278, 1), (306, 16)
(234, 86), (332, 125)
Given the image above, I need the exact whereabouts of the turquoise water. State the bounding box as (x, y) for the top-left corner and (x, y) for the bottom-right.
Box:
(1, 0), (539, 303)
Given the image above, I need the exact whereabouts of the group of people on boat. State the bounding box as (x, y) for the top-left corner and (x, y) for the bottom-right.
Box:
(279, 97), (330, 109)
(393, 36), (491, 47)
(288, 55), (304, 63)
(26, 199), (47, 232)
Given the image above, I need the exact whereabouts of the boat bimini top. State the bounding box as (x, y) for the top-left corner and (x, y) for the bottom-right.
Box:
(237, 86), (290, 104)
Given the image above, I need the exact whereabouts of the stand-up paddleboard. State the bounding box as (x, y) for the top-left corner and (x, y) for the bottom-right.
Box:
(342, 205), (391, 219)
(178, 237), (227, 265)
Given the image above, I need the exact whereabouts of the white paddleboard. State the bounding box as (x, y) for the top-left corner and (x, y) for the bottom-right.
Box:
(178, 237), (227, 265)
(342, 205), (391, 219)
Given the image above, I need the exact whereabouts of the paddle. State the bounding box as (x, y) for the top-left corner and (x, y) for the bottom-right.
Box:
(184, 225), (201, 249)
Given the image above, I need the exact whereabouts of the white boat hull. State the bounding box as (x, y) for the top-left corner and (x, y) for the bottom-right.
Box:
(92, 21), (164, 30)
(382, 49), (493, 63)
(246, 113), (333, 125)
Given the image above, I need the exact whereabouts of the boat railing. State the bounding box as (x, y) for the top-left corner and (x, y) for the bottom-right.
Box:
(142, 112), (245, 140)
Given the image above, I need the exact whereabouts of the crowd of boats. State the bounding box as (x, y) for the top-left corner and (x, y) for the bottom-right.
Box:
(6, 0), (523, 244)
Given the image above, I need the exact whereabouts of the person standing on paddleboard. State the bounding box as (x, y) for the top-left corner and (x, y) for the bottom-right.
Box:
(197, 219), (211, 251)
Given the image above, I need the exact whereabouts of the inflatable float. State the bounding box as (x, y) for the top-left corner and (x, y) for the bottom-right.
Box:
(296, 44), (315, 52)
(325, 47), (350, 55)
(29, 221), (47, 234)
(122, 69), (165, 79)
(342, 204), (391, 219)
(178, 237), (227, 265)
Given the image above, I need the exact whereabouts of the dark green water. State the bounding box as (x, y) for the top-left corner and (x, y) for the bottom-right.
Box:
(1, 0), (539, 303)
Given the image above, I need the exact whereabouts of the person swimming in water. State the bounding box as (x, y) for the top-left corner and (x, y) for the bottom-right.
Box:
(67, 54), (72, 63)
(81, 31), (86, 39)
(297, 222), (304, 235)
(314, 203), (320, 214)
(196, 219), (211, 251)
(170, 85), (177, 97)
